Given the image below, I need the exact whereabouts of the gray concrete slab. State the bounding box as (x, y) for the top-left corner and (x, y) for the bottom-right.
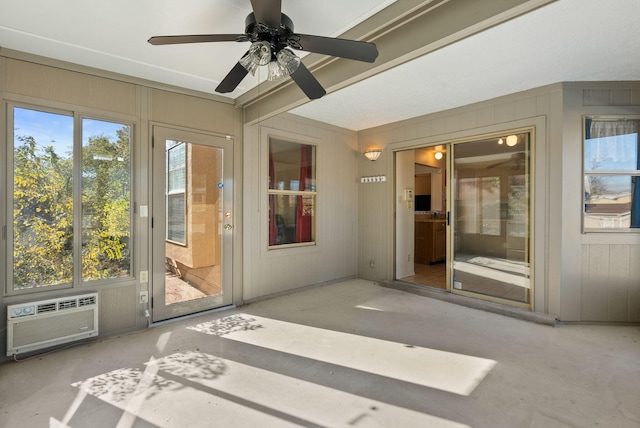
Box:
(1, 279), (638, 427)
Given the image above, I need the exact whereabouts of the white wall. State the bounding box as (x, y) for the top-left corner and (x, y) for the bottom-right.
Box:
(242, 113), (359, 301)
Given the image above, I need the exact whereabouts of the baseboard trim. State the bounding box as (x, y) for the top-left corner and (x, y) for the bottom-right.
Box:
(381, 280), (557, 326)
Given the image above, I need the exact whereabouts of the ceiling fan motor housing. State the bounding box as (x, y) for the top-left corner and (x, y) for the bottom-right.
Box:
(244, 12), (297, 59)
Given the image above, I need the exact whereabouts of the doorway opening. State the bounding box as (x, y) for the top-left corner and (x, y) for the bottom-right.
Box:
(396, 147), (447, 290)
(395, 131), (533, 309)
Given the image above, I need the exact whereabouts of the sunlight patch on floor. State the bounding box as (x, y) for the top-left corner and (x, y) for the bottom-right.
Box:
(189, 314), (496, 396)
(355, 304), (386, 311)
(71, 351), (469, 428)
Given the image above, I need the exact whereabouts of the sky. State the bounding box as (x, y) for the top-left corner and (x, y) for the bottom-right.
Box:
(13, 107), (128, 158)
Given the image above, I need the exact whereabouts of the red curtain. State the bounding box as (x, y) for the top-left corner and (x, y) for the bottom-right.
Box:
(296, 145), (313, 242)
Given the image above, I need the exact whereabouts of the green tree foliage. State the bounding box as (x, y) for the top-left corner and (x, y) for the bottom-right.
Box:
(82, 127), (131, 281)
(13, 126), (131, 289)
(13, 136), (73, 288)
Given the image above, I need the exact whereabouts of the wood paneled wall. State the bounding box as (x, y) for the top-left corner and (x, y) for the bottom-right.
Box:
(0, 55), (241, 356)
(357, 82), (640, 322)
(242, 113), (359, 301)
(561, 83), (640, 322)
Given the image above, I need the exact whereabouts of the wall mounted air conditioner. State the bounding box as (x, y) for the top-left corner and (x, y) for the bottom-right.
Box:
(7, 292), (99, 356)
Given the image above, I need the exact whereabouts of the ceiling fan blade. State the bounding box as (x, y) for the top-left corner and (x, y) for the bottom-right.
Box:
(250, 0), (282, 28)
(148, 34), (246, 45)
(293, 34), (378, 63)
(290, 63), (326, 100)
(215, 57), (250, 93)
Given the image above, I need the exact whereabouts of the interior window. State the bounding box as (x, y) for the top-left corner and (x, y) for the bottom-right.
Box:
(268, 138), (316, 247)
(584, 117), (640, 231)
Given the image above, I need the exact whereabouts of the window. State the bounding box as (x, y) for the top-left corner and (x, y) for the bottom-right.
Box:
(268, 138), (316, 247)
(11, 106), (132, 291)
(166, 141), (187, 244)
(584, 117), (640, 231)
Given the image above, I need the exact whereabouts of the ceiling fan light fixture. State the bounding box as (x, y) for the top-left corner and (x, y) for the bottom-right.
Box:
(239, 54), (259, 75)
(267, 60), (287, 81)
(276, 48), (300, 75)
(240, 41), (272, 75)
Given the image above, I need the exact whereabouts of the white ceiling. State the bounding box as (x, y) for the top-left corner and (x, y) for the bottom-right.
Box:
(1, 0), (639, 131)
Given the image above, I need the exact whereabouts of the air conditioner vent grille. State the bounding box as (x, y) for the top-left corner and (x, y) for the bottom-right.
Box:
(78, 296), (96, 307)
(37, 303), (57, 313)
(58, 299), (78, 310)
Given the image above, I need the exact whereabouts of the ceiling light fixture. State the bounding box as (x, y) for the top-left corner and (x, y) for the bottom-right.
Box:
(267, 60), (286, 81)
(498, 138), (504, 145)
(239, 41), (271, 75)
(277, 48), (300, 75)
(434, 151), (443, 160)
(506, 135), (518, 146)
(267, 48), (302, 81)
(364, 149), (382, 161)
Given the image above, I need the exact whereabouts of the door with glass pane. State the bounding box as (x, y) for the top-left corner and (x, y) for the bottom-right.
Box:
(451, 133), (531, 306)
(152, 127), (233, 321)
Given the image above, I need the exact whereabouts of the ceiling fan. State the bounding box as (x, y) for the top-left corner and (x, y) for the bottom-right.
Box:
(148, 0), (379, 99)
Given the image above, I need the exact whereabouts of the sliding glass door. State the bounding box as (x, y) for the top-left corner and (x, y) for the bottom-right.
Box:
(451, 133), (531, 306)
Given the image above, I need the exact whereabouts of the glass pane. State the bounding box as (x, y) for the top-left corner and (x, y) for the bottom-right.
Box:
(584, 175), (634, 229)
(584, 118), (640, 230)
(13, 107), (74, 289)
(269, 138), (316, 191)
(453, 134), (531, 304)
(481, 176), (501, 236)
(166, 141), (187, 244)
(585, 120), (639, 171)
(167, 193), (186, 243)
(167, 142), (186, 192)
(165, 142), (223, 305)
(81, 118), (132, 281)
(269, 194), (315, 245)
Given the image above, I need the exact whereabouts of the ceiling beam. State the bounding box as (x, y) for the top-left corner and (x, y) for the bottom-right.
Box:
(241, 0), (557, 126)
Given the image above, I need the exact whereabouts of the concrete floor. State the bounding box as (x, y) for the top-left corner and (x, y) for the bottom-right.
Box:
(1, 279), (639, 428)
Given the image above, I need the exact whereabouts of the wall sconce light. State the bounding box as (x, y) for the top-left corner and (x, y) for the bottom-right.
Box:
(506, 135), (518, 147)
(364, 149), (382, 161)
(434, 151), (443, 160)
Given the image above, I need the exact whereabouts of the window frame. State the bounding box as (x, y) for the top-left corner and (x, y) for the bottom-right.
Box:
(6, 102), (135, 296)
(267, 136), (317, 250)
(582, 115), (640, 233)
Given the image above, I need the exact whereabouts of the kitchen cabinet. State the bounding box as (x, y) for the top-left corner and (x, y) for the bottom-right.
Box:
(415, 219), (446, 264)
